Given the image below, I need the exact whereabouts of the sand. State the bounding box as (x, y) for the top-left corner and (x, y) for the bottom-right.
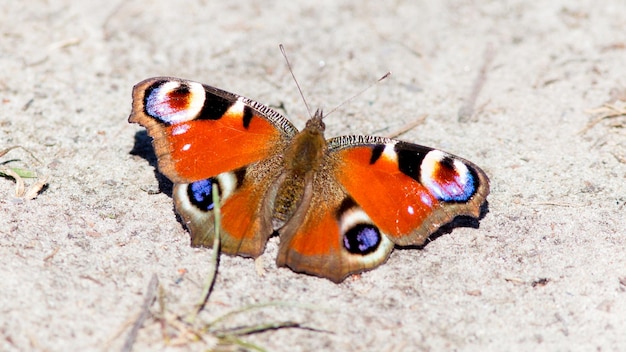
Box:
(1, 1), (625, 351)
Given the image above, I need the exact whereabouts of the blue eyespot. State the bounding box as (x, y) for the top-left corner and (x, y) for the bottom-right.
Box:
(343, 224), (381, 255)
(187, 178), (216, 211)
(431, 171), (476, 202)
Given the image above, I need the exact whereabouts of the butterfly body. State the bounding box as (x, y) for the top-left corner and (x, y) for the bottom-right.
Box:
(129, 77), (490, 282)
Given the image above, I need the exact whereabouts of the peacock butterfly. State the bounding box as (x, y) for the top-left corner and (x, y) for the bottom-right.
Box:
(129, 74), (490, 283)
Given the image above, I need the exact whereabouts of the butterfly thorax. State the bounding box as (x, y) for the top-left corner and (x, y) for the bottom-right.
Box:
(283, 111), (327, 176)
(272, 111), (327, 225)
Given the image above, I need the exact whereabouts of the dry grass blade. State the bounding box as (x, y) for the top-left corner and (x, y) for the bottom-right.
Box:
(0, 145), (41, 163)
(1, 145), (48, 199)
(3, 168), (25, 197)
(190, 183), (222, 321)
(22, 175), (50, 200)
(218, 336), (267, 352)
(215, 321), (301, 338)
(207, 301), (326, 328)
(121, 275), (159, 352)
(0, 146), (20, 158)
(580, 102), (626, 134)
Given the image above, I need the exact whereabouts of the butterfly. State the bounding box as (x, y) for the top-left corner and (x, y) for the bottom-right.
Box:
(129, 76), (490, 283)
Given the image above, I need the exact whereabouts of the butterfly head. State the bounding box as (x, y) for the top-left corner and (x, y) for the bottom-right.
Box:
(305, 108), (326, 132)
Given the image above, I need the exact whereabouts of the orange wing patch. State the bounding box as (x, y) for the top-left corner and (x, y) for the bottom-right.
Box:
(277, 188), (394, 283)
(165, 115), (281, 181)
(219, 182), (270, 257)
(333, 147), (439, 238)
(288, 208), (342, 257)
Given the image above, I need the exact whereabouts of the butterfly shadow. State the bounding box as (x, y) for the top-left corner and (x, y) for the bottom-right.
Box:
(130, 130), (174, 198)
(403, 201), (491, 250)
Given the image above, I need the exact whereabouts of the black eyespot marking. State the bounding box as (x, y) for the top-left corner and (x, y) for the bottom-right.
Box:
(172, 83), (190, 96)
(395, 141), (428, 180)
(336, 197), (358, 219)
(187, 178), (219, 211)
(343, 224), (382, 255)
(370, 144), (385, 164)
(234, 167), (246, 187)
(242, 106), (253, 129)
(199, 90), (232, 120)
(439, 156), (455, 170)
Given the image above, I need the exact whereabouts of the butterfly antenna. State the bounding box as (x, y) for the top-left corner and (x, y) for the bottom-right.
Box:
(325, 71), (391, 119)
(280, 44), (313, 119)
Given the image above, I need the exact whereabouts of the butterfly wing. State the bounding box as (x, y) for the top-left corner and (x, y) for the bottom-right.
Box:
(129, 77), (297, 183)
(330, 136), (489, 244)
(277, 135), (489, 282)
(129, 77), (297, 256)
(276, 175), (395, 283)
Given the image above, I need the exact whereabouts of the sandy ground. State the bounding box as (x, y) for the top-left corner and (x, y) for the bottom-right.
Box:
(1, 1), (625, 351)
